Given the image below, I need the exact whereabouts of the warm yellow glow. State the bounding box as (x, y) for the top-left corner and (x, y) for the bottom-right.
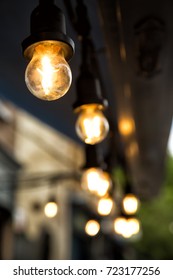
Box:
(97, 197), (113, 216)
(126, 142), (139, 158)
(114, 217), (127, 235)
(85, 220), (100, 236)
(114, 217), (140, 238)
(37, 56), (55, 95)
(81, 168), (102, 193)
(123, 194), (139, 215)
(120, 43), (126, 62)
(25, 42), (72, 100)
(127, 218), (140, 235)
(96, 171), (112, 197)
(118, 118), (135, 136)
(81, 168), (111, 197)
(75, 105), (109, 145)
(44, 202), (58, 218)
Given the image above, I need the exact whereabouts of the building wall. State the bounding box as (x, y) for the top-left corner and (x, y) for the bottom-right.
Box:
(0, 101), (84, 260)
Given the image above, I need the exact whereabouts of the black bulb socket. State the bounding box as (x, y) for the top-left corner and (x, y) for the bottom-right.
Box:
(82, 144), (107, 170)
(73, 71), (108, 112)
(22, 0), (74, 61)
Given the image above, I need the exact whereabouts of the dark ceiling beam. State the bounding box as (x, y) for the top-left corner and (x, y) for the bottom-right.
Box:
(98, 0), (173, 200)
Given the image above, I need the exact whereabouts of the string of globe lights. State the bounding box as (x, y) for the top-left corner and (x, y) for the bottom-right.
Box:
(78, 144), (141, 239)
(19, 0), (142, 240)
(72, 0), (109, 145)
(114, 177), (141, 239)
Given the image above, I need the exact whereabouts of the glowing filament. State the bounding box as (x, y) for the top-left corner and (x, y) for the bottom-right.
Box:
(76, 106), (109, 145)
(37, 56), (57, 95)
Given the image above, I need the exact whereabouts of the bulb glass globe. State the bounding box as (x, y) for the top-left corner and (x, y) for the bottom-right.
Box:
(81, 168), (102, 193)
(76, 105), (109, 144)
(114, 217), (127, 235)
(97, 197), (113, 216)
(96, 171), (112, 197)
(25, 42), (72, 101)
(81, 168), (111, 197)
(114, 217), (140, 238)
(123, 194), (139, 215)
(85, 220), (100, 236)
(127, 218), (140, 235)
(114, 217), (132, 238)
(44, 201), (58, 218)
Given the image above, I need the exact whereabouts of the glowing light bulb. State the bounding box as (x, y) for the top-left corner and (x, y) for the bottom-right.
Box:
(81, 168), (102, 193)
(114, 217), (140, 238)
(25, 42), (72, 101)
(81, 168), (111, 197)
(114, 217), (127, 235)
(85, 220), (100, 236)
(97, 197), (113, 216)
(122, 226), (133, 238)
(44, 201), (58, 218)
(75, 105), (109, 144)
(127, 218), (140, 235)
(122, 218), (140, 238)
(96, 171), (112, 197)
(122, 194), (139, 215)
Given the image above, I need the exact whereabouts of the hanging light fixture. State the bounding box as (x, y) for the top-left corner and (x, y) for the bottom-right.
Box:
(114, 215), (140, 238)
(97, 196), (113, 216)
(81, 145), (112, 197)
(22, 0), (74, 101)
(44, 196), (58, 218)
(73, 1), (109, 145)
(122, 181), (140, 215)
(122, 193), (139, 215)
(85, 219), (100, 236)
(74, 73), (109, 145)
(114, 216), (127, 236)
(82, 168), (112, 197)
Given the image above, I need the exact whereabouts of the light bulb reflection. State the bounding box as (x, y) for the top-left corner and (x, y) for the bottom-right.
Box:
(25, 41), (72, 100)
(81, 168), (111, 197)
(123, 194), (139, 215)
(75, 105), (109, 145)
(97, 197), (113, 216)
(118, 118), (135, 136)
(85, 220), (100, 236)
(44, 201), (58, 218)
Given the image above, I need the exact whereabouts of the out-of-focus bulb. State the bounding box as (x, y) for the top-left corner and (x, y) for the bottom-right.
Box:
(75, 105), (109, 145)
(44, 201), (58, 218)
(122, 194), (139, 215)
(81, 168), (101, 193)
(114, 217), (140, 238)
(85, 220), (100, 236)
(81, 168), (111, 197)
(114, 217), (127, 235)
(97, 197), (113, 216)
(118, 117), (135, 136)
(25, 41), (72, 101)
(96, 171), (112, 197)
(127, 218), (140, 235)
